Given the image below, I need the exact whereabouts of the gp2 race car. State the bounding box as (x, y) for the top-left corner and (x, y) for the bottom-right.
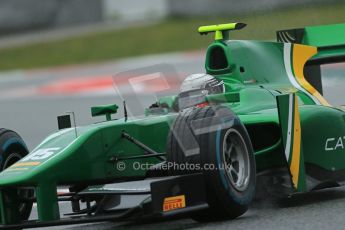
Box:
(0, 22), (344, 229)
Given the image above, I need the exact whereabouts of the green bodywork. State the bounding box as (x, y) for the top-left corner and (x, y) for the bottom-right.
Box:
(91, 104), (119, 121)
(0, 23), (345, 225)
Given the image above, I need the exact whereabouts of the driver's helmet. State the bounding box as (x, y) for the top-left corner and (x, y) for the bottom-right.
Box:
(177, 73), (225, 110)
(179, 73), (225, 95)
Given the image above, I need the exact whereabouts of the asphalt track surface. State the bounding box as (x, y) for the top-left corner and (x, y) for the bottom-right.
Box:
(0, 52), (344, 230)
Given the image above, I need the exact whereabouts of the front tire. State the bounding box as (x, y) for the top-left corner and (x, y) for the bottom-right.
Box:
(0, 128), (33, 221)
(167, 106), (256, 221)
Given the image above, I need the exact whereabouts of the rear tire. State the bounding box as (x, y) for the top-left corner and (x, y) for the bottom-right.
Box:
(166, 106), (256, 221)
(0, 128), (33, 221)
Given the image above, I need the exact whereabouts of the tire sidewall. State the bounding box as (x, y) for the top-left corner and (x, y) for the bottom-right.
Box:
(167, 105), (256, 219)
(205, 119), (255, 203)
(196, 106), (256, 215)
(0, 130), (28, 170)
(0, 129), (33, 221)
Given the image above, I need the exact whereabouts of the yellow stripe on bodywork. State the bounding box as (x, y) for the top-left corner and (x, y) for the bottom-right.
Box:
(12, 162), (41, 167)
(292, 44), (330, 106)
(277, 93), (306, 191)
(290, 95), (301, 188)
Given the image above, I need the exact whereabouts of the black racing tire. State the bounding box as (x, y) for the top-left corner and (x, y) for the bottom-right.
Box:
(166, 106), (256, 221)
(0, 128), (33, 221)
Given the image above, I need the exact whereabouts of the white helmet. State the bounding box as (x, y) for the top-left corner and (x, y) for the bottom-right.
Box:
(177, 74), (225, 110)
(180, 73), (224, 95)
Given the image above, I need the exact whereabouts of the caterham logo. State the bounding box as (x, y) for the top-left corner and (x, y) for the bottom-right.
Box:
(163, 195), (186, 212)
(325, 137), (345, 151)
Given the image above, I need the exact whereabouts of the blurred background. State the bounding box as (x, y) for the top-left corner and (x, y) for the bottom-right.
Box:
(0, 0), (344, 70)
(0, 0), (344, 149)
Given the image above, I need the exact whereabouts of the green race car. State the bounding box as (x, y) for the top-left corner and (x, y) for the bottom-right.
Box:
(0, 22), (344, 229)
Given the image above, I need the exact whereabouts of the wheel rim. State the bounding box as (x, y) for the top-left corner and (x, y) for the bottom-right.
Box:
(2, 152), (32, 215)
(222, 128), (250, 192)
